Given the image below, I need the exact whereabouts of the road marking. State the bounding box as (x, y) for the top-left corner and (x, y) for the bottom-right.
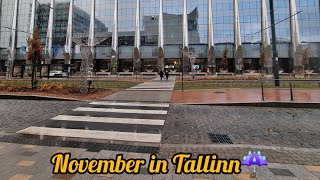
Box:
(18, 127), (162, 143)
(131, 86), (174, 89)
(52, 115), (165, 126)
(90, 102), (170, 108)
(73, 107), (168, 115)
(126, 89), (173, 91)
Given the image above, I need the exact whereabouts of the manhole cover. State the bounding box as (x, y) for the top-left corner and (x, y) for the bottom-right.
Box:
(208, 133), (233, 144)
(215, 91), (225, 94)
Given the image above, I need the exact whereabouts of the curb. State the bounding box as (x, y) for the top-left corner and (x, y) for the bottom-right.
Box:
(0, 94), (84, 102)
(176, 102), (320, 109)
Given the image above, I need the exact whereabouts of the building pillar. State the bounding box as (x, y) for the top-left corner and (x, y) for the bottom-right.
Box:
(207, 0), (216, 74)
(133, 0), (140, 70)
(7, 0), (19, 78)
(29, 0), (36, 36)
(64, 0), (74, 72)
(45, 0), (54, 63)
(157, 0), (164, 72)
(182, 0), (189, 49)
(183, 0), (192, 72)
(88, 0), (95, 64)
(111, 0), (118, 72)
(234, 0), (243, 72)
(290, 0), (303, 74)
(261, 0), (272, 74)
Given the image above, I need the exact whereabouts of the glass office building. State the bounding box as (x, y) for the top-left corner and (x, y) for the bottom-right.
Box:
(0, 0), (319, 74)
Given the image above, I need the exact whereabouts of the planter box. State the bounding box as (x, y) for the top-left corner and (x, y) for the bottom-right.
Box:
(190, 73), (207, 76)
(118, 72), (134, 76)
(96, 72), (111, 77)
(141, 72), (158, 76)
(216, 73), (234, 76)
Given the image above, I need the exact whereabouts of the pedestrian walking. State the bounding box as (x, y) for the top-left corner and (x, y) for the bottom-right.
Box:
(165, 71), (170, 80)
(159, 70), (164, 81)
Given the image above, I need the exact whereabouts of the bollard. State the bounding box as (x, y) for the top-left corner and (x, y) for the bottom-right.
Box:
(261, 81), (265, 101)
(88, 80), (92, 92)
(289, 81), (293, 101)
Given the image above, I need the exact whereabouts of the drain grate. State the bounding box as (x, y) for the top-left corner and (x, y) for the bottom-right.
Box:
(215, 91), (226, 94)
(208, 133), (233, 144)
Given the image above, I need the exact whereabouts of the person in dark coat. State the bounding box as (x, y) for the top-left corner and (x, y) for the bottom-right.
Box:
(165, 71), (170, 80)
(159, 70), (164, 81)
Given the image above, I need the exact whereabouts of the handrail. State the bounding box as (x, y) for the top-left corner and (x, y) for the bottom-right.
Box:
(259, 79), (320, 101)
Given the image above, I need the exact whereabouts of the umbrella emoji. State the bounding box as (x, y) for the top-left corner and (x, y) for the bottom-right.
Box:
(242, 151), (268, 178)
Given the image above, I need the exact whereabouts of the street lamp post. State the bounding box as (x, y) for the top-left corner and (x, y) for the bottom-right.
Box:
(269, 0), (280, 86)
(179, 47), (184, 92)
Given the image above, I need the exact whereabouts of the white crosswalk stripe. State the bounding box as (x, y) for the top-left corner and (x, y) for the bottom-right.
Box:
(18, 127), (162, 143)
(127, 89), (173, 91)
(52, 115), (165, 126)
(90, 101), (170, 108)
(73, 107), (168, 115)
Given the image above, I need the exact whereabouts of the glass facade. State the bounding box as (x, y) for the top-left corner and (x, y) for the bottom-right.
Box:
(140, 0), (158, 46)
(118, 0), (136, 46)
(37, 0), (52, 45)
(0, 0), (319, 73)
(163, 0), (183, 45)
(95, 0), (114, 46)
(213, 0), (234, 43)
(239, 0), (261, 43)
(296, 0), (320, 42)
(0, 0), (16, 48)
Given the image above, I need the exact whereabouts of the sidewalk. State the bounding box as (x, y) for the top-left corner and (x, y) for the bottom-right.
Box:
(172, 88), (320, 104)
(103, 77), (176, 102)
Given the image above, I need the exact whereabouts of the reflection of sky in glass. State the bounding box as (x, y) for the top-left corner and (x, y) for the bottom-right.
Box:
(95, 0), (114, 30)
(118, 0), (136, 32)
(239, 0), (261, 43)
(36, 0), (52, 44)
(271, 0), (291, 42)
(213, 0), (234, 43)
(17, 0), (33, 47)
(187, 0), (208, 44)
(140, 0), (159, 45)
(296, 0), (320, 42)
(73, 0), (92, 37)
(0, 0), (28, 47)
(163, 0), (183, 44)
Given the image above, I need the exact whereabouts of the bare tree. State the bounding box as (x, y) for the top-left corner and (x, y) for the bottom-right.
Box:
(260, 46), (267, 73)
(221, 46), (229, 71)
(302, 46), (311, 78)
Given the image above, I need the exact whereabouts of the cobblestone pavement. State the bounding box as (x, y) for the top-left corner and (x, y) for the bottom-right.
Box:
(159, 144), (320, 166)
(0, 100), (87, 133)
(1, 142), (320, 180)
(162, 105), (320, 149)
